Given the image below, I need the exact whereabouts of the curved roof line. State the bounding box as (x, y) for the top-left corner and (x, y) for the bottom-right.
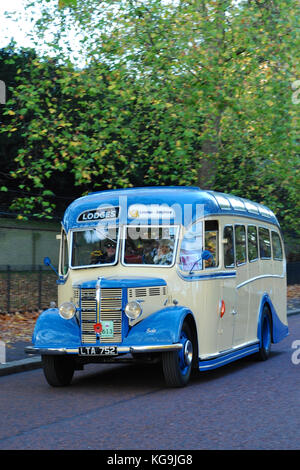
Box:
(62, 186), (279, 232)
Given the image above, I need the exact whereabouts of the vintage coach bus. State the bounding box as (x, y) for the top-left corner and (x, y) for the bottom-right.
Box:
(26, 187), (288, 387)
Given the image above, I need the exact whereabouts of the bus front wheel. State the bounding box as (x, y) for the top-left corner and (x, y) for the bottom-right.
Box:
(42, 355), (75, 387)
(162, 322), (193, 387)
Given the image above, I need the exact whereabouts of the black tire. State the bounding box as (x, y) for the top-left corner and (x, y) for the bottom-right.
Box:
(162, 322), (194, 387)
(256, 306), (272, 361)
(42, 355), (75, 387)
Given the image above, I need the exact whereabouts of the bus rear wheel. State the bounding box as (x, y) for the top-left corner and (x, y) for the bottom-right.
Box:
(257, 307), (272, 361)
(162, 322), (193, 387)
(42, 355), (75, 387)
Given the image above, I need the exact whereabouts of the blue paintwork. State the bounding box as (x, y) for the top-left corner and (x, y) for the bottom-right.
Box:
(31, 305), (193, 351)
(262, 314), (271, 351)
(32, 309), (80, 349)
(177, 269), (237, 282)
(257, 293), (289, 345)
(73, 276), (167, 289)
(62, 186), (280, 232)
(122, 306), (194, 348)
(198, 344), (260, 371)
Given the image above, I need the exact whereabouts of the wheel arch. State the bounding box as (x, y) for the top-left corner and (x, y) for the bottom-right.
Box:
(257, 293), (288, 345)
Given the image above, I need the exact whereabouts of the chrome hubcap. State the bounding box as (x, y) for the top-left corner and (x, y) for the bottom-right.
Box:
(184, 340), (193, 366)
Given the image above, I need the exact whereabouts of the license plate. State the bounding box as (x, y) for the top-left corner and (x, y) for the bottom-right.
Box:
(79, 346), (118, 356)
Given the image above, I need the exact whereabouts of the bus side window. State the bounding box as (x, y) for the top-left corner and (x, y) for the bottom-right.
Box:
(259, 227), (271, 259)
(272, 231), (283, 260)
(204, 220), (218, 268)
(179, 221), (203, 272)
(60, 230), (69, 275)
(223, 226), (234, 268)
(235, 225), (246, 265)
(248, 225), (258, 262)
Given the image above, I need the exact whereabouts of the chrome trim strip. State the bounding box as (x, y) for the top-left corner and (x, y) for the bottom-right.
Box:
(130, 343), (183, 353)
(199, 340), (259, 361)
(199, 346), (259, 370)
(236, 273), (285, 290)
(177, 269), (237, 282)
(25, 343), (183, 355)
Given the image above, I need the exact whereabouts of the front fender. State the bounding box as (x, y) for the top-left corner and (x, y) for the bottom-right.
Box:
(32, 308), (80, 349)
(123, 306), (194, 348)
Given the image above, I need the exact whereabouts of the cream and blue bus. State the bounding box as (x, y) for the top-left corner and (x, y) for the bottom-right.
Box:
(27, 187), (288, 387)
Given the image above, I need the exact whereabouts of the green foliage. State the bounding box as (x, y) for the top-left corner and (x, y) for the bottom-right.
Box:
(1, 0), (299, 247)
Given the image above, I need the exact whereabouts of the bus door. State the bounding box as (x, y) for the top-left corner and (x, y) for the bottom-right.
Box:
(218, 277), (237, 351)
(233, 224), (249, 346)
(217, 225), (236, 352)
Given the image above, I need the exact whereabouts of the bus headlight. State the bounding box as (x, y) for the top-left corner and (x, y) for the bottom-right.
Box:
(59, 302), (76, 320)
(125, 301), (142, 320)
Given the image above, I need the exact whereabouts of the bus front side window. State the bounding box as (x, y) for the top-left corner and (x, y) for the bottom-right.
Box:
(71, 227), (119, 267)
(179, 222), (203, 272)
(123, 226), (178, 266)
(60, 230), (69, 275)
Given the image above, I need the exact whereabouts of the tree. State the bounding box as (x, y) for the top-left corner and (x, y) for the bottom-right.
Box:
(1, 0), (299, 244)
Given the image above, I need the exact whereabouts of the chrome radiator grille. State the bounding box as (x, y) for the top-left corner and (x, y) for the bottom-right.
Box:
(74, 287), (123, 344)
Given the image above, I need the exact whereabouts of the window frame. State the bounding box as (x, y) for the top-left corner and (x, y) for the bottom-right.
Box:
(258, 226), (272, 260)
(271, 230), (284, 261)
(70, 226), (120, 269)
(223, 224), (235, 269)
(178, 220), (204, 273)
(59, 228), (70, 277)
(204, 220), (219, 269)
(235, 224), (247, 266)
(247, 224), (259, 263)
(121, 224), (180, 268)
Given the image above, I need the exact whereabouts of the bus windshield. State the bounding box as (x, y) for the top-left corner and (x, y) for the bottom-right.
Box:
(71, 226), (119, 268)
(123, 225), (179, 266)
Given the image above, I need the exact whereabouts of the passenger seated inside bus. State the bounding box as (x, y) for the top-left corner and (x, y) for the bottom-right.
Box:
(153, 239), (173, 265)
(123, 227), (177, 266)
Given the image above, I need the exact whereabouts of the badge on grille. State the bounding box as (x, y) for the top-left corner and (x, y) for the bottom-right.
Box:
(94, 323), (103, 334)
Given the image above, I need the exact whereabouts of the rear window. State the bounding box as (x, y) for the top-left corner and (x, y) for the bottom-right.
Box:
(272, 231), (283, 260)
(259, 227), (271, 259)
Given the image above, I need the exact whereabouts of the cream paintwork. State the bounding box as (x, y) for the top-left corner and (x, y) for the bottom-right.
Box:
(58, 214), (287, 361)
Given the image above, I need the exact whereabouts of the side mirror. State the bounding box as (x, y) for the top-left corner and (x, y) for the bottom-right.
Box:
(43, 256), (59, 276)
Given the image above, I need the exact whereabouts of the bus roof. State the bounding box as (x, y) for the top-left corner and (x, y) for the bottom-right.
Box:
(62, 186), (280, 232)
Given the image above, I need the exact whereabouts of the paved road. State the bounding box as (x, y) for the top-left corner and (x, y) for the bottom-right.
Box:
(0, 315), (300, 451)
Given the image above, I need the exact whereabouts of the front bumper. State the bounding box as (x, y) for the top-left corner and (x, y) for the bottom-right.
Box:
(25, 343), (183, 356)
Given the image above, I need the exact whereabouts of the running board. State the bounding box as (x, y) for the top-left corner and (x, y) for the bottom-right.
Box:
(198, 343), (260, 371)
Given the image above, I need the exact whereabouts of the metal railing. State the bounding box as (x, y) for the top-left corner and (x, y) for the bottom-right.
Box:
(287, 262), (300, 286)
(0, 262), (298, 314)
(0, 265), (58, 313)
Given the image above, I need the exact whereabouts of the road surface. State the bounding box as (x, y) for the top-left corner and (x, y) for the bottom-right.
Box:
(0, 315), (299, 450)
